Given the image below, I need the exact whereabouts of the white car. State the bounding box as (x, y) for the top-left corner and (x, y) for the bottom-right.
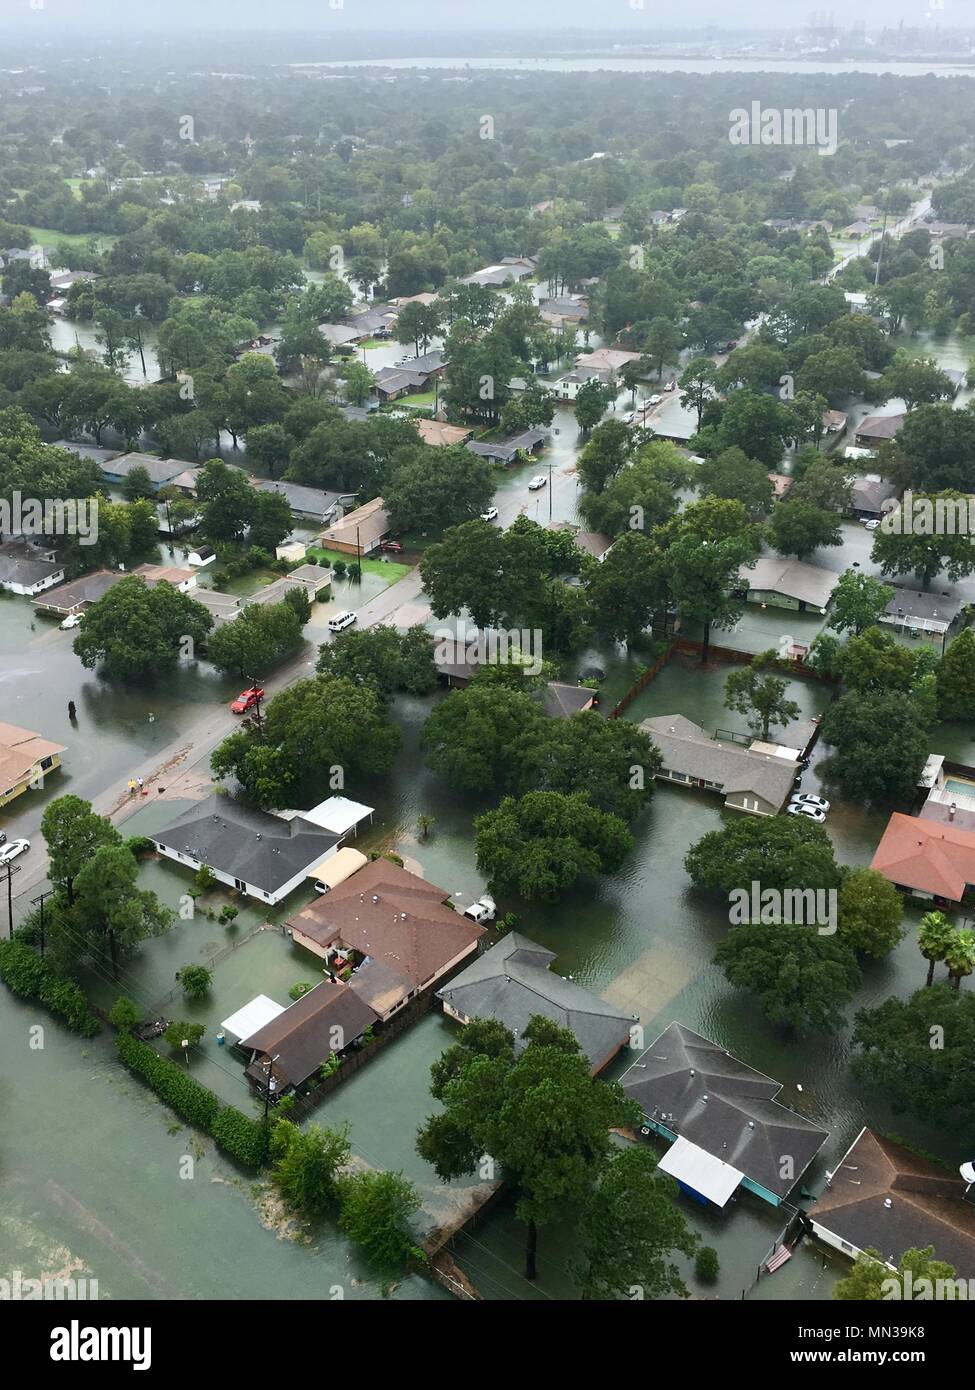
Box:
(0, 838), (30, 865)
(647, 393), (662, 406)
(60, 613), (83, 630)
(463, 894), (497, 925)
(328, 610), (357, 633)
(480, 507), (499, 523)
(791, 793), (831, 813)
(863, 518), (881, 530)
(786, 803), (826, 823)
(527, 474), (547, 491)
(663, 379), (677, 392)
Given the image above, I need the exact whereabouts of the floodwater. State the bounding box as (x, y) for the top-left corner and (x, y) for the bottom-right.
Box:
(295, 57), (975, 79)
(4, 322), (975, 1300)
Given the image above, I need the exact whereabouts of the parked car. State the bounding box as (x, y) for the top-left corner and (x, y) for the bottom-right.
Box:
(314, 879), (332, 895)
(0, 838), (30, 865)
(663, 378), (677, 392)
(0, 831), (6, 846)
(480, 507), (500, 523)
(59, 613), (83, 630)
(463, 894), (497, 925)
(380, 539), (403, 553)
(790, 793), (830, 812)
(230, 686), (264, 714)
(786, 803), (826, 823)
(328, 610), (357, 633)
(528, 474), (547, 490)
(647, 393), (662, 406)
(863, 518), (881, 531)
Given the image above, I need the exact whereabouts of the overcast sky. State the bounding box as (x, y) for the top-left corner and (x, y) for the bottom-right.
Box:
(2, 0), (968, 33)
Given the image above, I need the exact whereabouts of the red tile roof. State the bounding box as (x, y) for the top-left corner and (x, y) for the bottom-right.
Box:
(870, 812), (975, 902)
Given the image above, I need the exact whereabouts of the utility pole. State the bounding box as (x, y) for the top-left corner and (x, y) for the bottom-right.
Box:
(30, 889), (53, 956)
(3, 862), (21, 939)
(874, 185), (892, 288)
(248, 677), (265, 727)
(262, 1053), (280, 1154)
(548, 460), (553, 520)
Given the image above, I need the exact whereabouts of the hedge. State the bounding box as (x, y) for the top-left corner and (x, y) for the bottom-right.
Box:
(0, 938), (100, 1037)
(116, 1032), (265, 1169)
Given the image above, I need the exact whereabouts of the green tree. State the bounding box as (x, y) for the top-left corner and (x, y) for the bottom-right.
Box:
(697, 447), (775, 516)
(818, 691), (929, 803)
(871, 492), (975, 588)
(73, 843), (173, 975)
(574, 1145), (698, 1301)
(41, 795), (123, 908)
(586, 531), (667, 644)
(342, 360), (375, 407)
(767, 497), (842, 560)
(423, 684), (547, 793)
(73, 577), (212, 681)
(249, 490), (293, 552)
(715, 924), (861, 1032)
(206, 603), (304, 677)
(945, 929), (975, 992)
(937, 629), (975, 720)
(337, 1169), (422, 1277)
(177, 964), (213, 999)
(195, 458), (256, 541)
(834, 1247), (963, 1301)
(828, 570), (895, 636)
(474, 791), (633, 901)
(574, 378), (612, 433)
(678, 356), (720, 429)
(244, 423), (291, 478)
(317, 624), (437, 697)
(852, 985), (975, 1127)
(662, 497), (760, 662)
(723, 650), (801, 741)
(270, 1118), (351, 1216)
(837, 868), (905, 958)
(417, 1017), (639, 1279)
(918, 911), (958, 987)
(685, 815), (840, 897)
(383, 444), (494, 536)
(120, 463), (156, 501)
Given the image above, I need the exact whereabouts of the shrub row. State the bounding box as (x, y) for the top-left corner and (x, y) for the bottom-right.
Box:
(116, 1032), (265, 1168)
(0, 938), (100, 1037)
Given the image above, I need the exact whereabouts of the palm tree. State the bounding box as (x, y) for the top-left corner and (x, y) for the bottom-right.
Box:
(417, 814), (435, 842)
(945, 929), (975, 992)
(918, 911), (956, 986)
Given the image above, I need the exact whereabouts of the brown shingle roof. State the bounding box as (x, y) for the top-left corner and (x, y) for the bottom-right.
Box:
(284, 858), (484, 993)
(813, 1129), (975, 1276)
(240, 980), (378, 1089)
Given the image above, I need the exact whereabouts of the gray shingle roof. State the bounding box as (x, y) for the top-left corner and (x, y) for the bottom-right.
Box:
(437, 932), (634, 1072)
(621, 1023), (829, 1198)
(640, 715), (798, 808)
(154, 794), (340, 895)
(741, 557), (840, 610)
(256, 479), (341, 518)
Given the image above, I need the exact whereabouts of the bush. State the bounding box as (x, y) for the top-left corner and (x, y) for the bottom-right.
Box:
(163, 1019), (206, 1050)
(0, 938), (100, 1037)
(211, 1105), (267, 1168)
(194, 865), (217, 893)
(219, 905), (238, 925)
(124, 835), (155, 858)
(177, 963), (213, 999)
(109, 995), (140, 1031)
(289, 981), (313, 1001)
(116, 1032), (219, 1130)
(332, 558), (347, 576)
(347, 562), (362, 582)
(695, 1246), (720, 1283)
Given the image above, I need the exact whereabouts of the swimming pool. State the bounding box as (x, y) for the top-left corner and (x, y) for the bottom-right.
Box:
(943, 777), (975, 800)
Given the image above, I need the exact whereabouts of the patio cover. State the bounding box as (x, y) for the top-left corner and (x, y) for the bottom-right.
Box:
(221, 994), (285, 1042)
(305, 846), (368, 890)
(301, 796), (375, 837)
(657, 1136), (745, 1207)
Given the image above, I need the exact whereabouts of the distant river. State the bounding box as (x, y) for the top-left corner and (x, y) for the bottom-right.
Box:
(289, 56), (975, 78)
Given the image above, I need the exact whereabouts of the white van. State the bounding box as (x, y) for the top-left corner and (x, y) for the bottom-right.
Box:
(328, 610), (357, 633)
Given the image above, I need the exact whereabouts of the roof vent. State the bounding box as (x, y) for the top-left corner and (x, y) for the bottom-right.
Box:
(689, 1068), (695, 1077)
(701, 1094), (708, 1104)
(883, 1197), (892, 1209)
(372, 895), (379, 904)
(748, 1120), (755, 1129)
(255, 833), (262, 840)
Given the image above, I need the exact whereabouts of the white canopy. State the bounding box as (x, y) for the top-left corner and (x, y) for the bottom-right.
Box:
(657, 1136), (744, 1207)
(221, 994), (285, 1042)
(301, 796), (375, 836)
(305, 846), (368, 889)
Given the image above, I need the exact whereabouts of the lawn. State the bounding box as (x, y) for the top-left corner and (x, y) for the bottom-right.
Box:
(29, 225), (116, 251)
(306, 545), (411, 582)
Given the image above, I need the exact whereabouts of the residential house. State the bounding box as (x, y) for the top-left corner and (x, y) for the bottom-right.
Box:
(543, 683), (596, 718)
(97, 453), (189, 492)
(246, 563), (331, 608)
(283, 858), (485, 1020)
(640, 714), (799, 817)
(621, 1022), (829, 1208)
(553, 368), (608, 401)
(275, 540), (307, 564)
(459, 260), (534, 288)
(192, 587), (243, 627)
(880, 587), (961, 638)
(0, 722), (66, 809)
(575, 347), (642, 375)
(737, 556), (840, 613)
(842, 220), (875, 238)
(186, 544), (216, 568)
(318, 323), (362, 350)
(238, 980), (379, 1095)
(870, 811), (975, 908)
(415, 420), (473, 448)
(822, 409), (848, 434)
(466, 428), (548, 466)
(52, 440), (123, 470)
(153, 793), (343, 906)
(317, 496), (390, 555)
(255, 479), (342, 525)
(0, 540), (65, 597)
(809, 1128), (975, 1277)
(133, 563), (197, 593)
(438, 932), (635, 1075)
(855, 413), (907, 447)
(32, 569), (124, 616)
(850, 475), (900, 520)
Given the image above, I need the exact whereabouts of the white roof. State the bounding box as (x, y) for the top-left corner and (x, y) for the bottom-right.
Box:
(301, 796), (375, 836)
(657, 1136), (744, 1207)
(305, 845), (369, 888)
(221, 994), (285, 1041)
